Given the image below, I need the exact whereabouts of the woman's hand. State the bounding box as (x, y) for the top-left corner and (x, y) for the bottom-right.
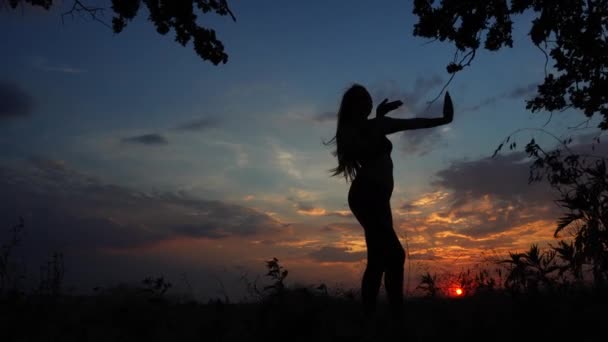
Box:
(376, 98), (403, 117)
(443, 91), (453, 123)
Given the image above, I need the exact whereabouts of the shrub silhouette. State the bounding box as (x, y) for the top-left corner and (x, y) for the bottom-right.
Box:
(0, 217), (25, 297)
(263, 257), (288, 298)
(526, 140), (608, 288)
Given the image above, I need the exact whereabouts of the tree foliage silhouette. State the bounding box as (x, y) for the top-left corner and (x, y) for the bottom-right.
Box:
(4, 0), (236, 65)
(526, 140), (608, 287)
(413, 0), (608, 128)
(501, 244), (559, 293)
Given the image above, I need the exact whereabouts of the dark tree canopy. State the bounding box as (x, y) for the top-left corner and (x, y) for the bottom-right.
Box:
(5, 0), (235, 65)
(413, 0), (608, 128)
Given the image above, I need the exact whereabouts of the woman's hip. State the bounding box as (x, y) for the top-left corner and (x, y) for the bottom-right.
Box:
(348, 177), (392, 204)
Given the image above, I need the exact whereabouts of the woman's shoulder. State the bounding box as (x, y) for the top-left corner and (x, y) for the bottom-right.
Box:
(365, 117), (385, 136)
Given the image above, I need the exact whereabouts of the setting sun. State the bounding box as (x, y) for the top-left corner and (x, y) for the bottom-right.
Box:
(455, 288), (463, 296)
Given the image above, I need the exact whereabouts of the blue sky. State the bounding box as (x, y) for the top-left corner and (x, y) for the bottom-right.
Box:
(0, 0), (601, 299)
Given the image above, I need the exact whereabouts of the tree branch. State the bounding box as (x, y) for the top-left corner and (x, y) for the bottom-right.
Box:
(426, 49), (476, 106)
(62, 0), (111, 29)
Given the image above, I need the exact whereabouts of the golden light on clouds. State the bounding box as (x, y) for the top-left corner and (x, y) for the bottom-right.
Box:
(333, 238), (367, 253)
(333, 210), (352, 217)
(275, 239), (322, 248)
(289, 188), (319, 201)
(297, 207), (327, 216)
(410, 191), (449, 207)
(388, 183), (565, 279)
(434, 230), (472, 240)
(427, 212), (467, 225)
(80, 169), (565, 296)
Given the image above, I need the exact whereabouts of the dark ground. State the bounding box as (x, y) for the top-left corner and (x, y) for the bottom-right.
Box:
(2, 287), (607, 342)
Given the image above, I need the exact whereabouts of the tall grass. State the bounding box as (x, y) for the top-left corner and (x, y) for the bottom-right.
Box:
(1, 220), (607, 341)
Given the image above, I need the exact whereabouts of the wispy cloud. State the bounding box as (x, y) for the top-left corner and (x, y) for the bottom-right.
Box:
(30, 56), (86, 74)
(121, 133), (169, 146)
(408, 251), (445, 261)
(311, 75), (445, 126)
(370, 75), (444, 117)
(41, 65), (86, 74)
(211, 141), (249, 167)
(295, 75), (449, 156)
(313, 111), (336, 123)
(285, 188), (352, 218)
(292, 203), (352, 218)
(465, 82), (537, 112)
(401, 191), (449, 209)
(508, 83), (537, 99)
(368, 75), (449, 156)
(175, 117), (220, 132)
(272, 144), (302, 179)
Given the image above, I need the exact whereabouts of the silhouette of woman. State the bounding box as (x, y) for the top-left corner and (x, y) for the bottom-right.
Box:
(325, 84), (453, 318)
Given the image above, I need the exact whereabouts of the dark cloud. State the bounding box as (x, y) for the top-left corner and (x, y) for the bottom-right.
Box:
(508, 83), (537, 99)
(398, 100), (445, 156)
(0, 158), (286, 252)
(370, 75), (444, 109)
(308, 246), (366, 263)
(569, 131), (606, 146)
(287, 197), (314, 211)
(313, 75), (444, 126)
(121, 133), (168, 145)
(175, 117), (219, 132)
(466, 97), (499, 112)
(400, 126), (444, 156)
(433, 152), (558, 205)
(466, 82), (538, 112)
(0, 81), (33, 119)
(412, 74), (444, 94)
(0, 158), (286, 298)
(400, 203), (417, 211)
(397, 138), (608, 247)
(430, 152), (560, 237)
(433, 226), (521, 250)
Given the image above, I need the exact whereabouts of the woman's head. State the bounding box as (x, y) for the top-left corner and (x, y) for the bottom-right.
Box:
(339, 84), (373, 123)
(325, 84), (372, 182)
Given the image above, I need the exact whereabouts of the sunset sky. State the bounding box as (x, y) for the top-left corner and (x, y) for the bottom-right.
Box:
(1, 0), (603, 299)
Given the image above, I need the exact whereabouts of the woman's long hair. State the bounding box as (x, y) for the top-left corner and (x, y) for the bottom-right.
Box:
(324, 84), (370, 182)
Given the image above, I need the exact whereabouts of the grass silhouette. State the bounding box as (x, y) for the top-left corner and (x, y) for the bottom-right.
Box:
(1, 219), (608, 342)
(2, 275), (607, 341)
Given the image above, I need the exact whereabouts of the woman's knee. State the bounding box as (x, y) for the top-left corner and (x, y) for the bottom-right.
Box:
(366, 251), (384, 267)
(389, 246), (405, 266)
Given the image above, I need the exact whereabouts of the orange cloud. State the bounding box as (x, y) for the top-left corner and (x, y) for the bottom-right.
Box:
(410, 191), (449, 207)
(297, 207), (327, 216)
(296, 207), (352, 217)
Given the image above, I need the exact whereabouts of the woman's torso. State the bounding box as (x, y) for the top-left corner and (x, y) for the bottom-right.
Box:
(351, 118), (394, 195)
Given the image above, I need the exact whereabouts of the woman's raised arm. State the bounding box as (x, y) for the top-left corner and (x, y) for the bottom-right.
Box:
(379, 92), (453, 135)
